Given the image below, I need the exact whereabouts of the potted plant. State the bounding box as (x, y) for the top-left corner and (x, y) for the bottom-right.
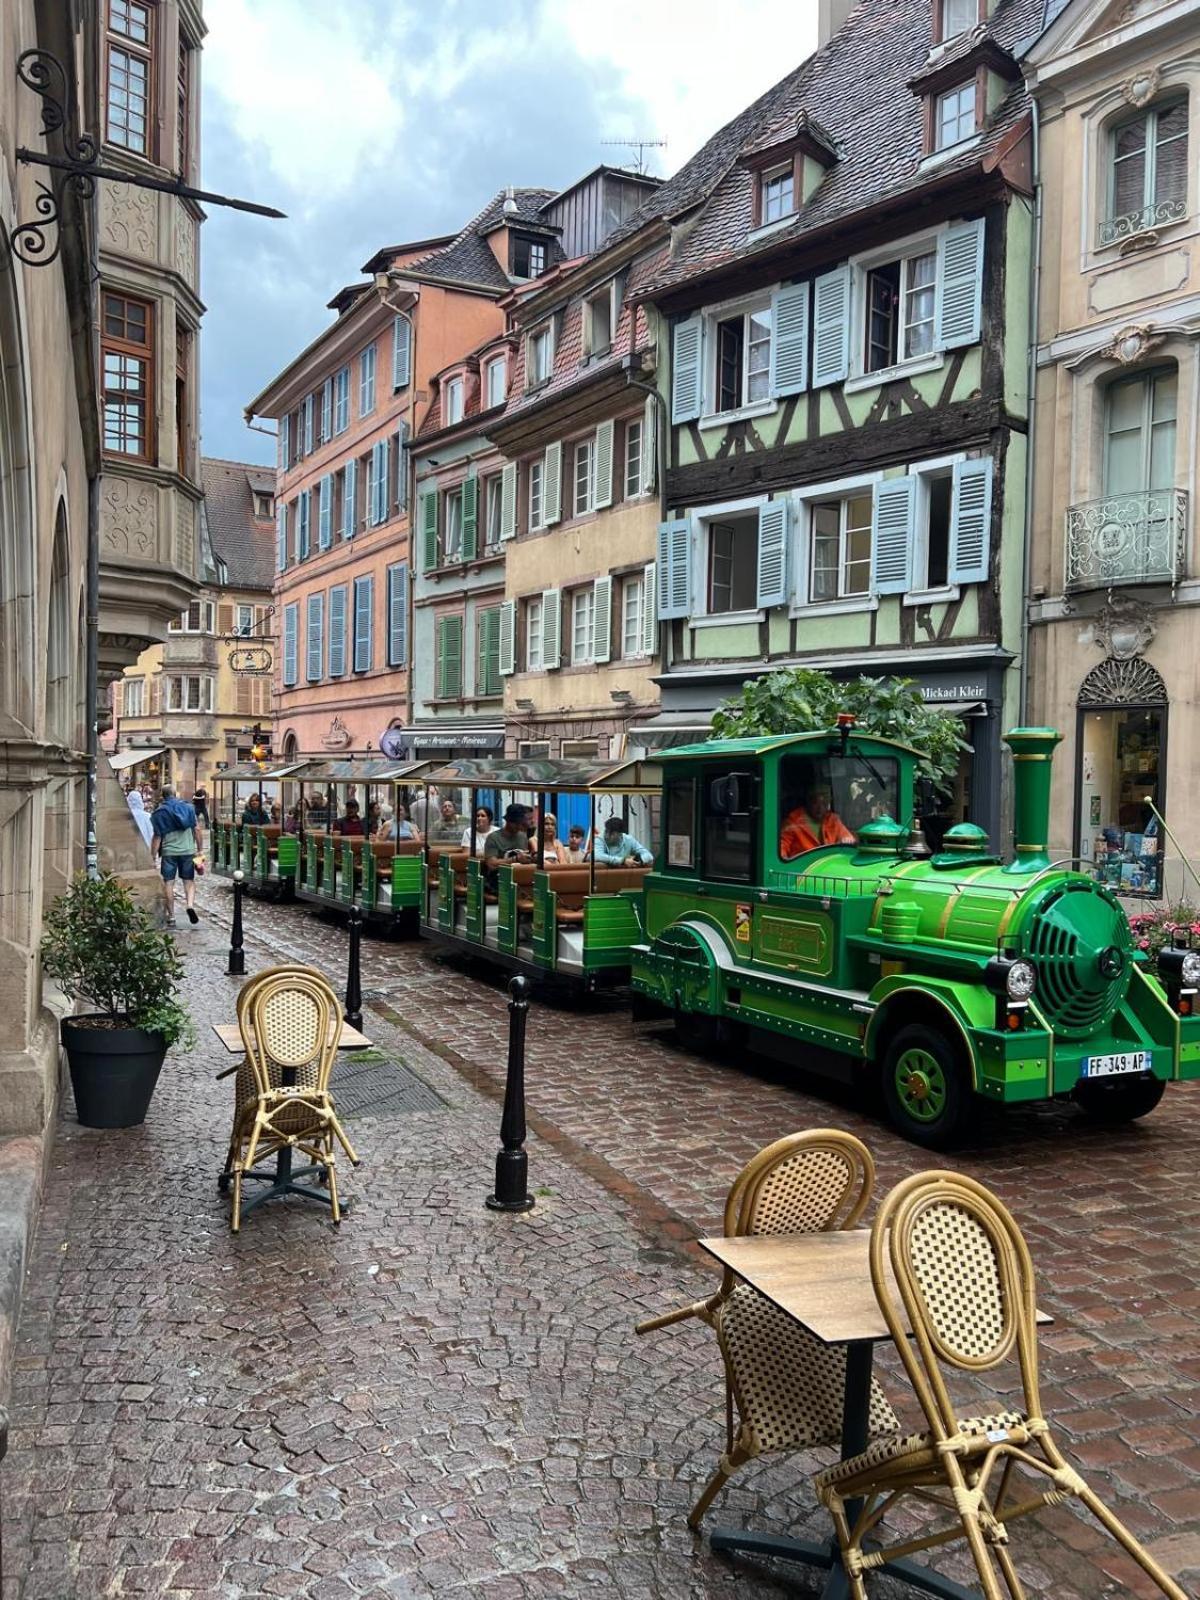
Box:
(40, 874), (197, 1128)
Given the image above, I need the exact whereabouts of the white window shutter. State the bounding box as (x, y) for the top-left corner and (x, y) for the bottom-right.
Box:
(936, 218), (985, 351)
(541, 587), (561, 670)
(500, 461), (517, 541)
(392, 315), (411, 389)
(641, 563), (657, 656)
(643, 395), (658, 493)
(593, 420), (614, 510)
(871, 476), (916, 595)
(657, 517), (691, 619)
(770, 281), (810, 398)
(671, 315), (704, 423)
(499, 599), (516, 676)
(543, 441), (562, 525)
(812, 265), (850, 388)
(949, 457), (993, 585)
(592, 576), (613, 663)
(756, 500), (790, 609)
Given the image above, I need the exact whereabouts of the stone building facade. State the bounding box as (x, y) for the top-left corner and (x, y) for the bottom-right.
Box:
(1023, 0), (1200, 900)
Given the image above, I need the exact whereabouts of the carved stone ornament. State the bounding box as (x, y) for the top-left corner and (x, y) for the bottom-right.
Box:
(1091, 598), (1156, 660)
(1121, 66), (1161, 109)
(1103, 323), (1166, 365)
(321, 715), (353, 750)
(1078, 655), (1167, 707)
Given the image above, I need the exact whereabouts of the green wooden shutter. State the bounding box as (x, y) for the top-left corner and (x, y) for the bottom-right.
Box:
(462, 474), (479, 560)
(477, 606), (501, 696)
(420, 489), (439, 572)
(437, 615), (463, 699)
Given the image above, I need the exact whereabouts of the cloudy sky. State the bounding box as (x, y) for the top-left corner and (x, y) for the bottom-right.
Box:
(199, 0), (818, 465)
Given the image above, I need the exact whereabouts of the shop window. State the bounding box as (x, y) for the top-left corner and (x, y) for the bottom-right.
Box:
(1077, 658), (1167, 897)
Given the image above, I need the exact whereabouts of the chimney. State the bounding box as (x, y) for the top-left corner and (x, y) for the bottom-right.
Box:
(1002, 728), (1063, 875)
(817, 0), (857, 45)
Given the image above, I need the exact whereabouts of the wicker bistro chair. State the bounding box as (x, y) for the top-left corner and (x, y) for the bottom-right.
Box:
(816, 1172), (1189, 1600)
(635, 1131), (898, 1529)
(226, 971), (360, 1232)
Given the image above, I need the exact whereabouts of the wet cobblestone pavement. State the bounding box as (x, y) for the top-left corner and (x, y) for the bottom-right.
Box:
(3, 881), (1199, 1598)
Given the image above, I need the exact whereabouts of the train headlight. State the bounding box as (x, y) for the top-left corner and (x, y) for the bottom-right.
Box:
(1006, 960), (1036, 1001)
(1183, 952), (1200, 987)
(1158, 946), (1200, 987)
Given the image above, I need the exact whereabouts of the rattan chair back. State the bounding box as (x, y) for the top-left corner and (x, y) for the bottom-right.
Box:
(243, 972), (340, 1100)
(725, 1129), (874, 1239)
(870, 1170), (1042, 1446)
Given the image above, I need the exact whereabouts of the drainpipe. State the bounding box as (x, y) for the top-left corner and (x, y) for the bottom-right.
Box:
(625, 347), (669, 722)
(1018, 96), (1042, 728)
(84, 166), (101, 877)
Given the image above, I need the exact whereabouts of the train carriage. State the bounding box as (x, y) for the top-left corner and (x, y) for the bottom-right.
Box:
(631, 723), (1200, 1146)
(211, 758), (310, 892)
(416, 756), (662, 988)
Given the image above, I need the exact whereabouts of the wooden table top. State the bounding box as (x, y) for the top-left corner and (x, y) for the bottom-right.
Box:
(211, 1021), (372, 1055)
(700, 1230), (1050, 1347)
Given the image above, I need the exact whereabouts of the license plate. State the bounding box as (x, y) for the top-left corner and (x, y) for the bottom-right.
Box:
(1083, 1051), (1152, 1079)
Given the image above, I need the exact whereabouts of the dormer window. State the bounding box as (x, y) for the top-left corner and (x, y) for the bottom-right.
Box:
(252, 491), (274, 519)
(936, 82), (977, 150)
(444, 375), (464, 427)
(485, 355), (507, 409)
(583, 285), (614, 357)
(937, 0), (980, 42)
(527, 324), (553, 387)
(512, 235), (547, 280)
(762, 163), (796, 224)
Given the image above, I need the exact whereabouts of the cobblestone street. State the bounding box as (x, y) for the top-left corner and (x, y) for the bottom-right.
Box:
(4, 882), (1200, 1598)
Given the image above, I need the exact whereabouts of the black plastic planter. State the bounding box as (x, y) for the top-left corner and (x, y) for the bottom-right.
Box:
(61, 1016), (167, 1128)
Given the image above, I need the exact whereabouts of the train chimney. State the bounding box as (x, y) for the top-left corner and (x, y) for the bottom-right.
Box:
(1001, 728), (1063, 875)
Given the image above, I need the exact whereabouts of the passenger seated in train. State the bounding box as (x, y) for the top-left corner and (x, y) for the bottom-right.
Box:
(594, 815), (653, 867)
(779, 784), (856, 860)
(563, 823), (588, 864)
(541, 815), (572, 864)
(461, 806), (493, 855)
(334, 798), (365, 838)
(428, 798), (463, 844)
(377, 802), (421, 843)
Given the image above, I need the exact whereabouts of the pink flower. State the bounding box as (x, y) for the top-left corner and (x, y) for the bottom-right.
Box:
(1138, 937), (1150, 950)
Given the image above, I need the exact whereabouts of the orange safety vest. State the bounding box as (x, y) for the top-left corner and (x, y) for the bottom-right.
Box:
(779, 808), (855, 861)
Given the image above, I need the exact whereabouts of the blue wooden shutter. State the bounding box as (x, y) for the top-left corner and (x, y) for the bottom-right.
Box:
(353, 575), (373, 671)
(949, 457), (993, 585)
(756, 500), (790, 609)
(388, 562), (408, 666)
(276, 505), (288, 571)
(298, 490), (311, 559)
(328, 584), (347, 677)
(871, 476), (916, 595)
(396, 421), (409, 512)
(306, 593), (324, 681)
(770, 281), (810, 398)
(318, 475), (332, 549)
(321, 378), (332, 441)
(282, 602), (298, 685)
(812, 266), (850, 388)
(392, 315), (412, 389)
(657, 517), (691, 619)
(499, 599), (516, 676)
(671, 315), (704, 422)
(936, 218), (985, 351)
(343, 458), (357, 539)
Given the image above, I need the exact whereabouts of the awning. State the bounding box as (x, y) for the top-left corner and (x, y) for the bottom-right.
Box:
(107, 747), (165, 772)
(626, 713), (713, 750)
(933, 701), (988, 717)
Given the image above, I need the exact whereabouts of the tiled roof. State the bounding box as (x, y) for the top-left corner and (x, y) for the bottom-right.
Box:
(403, 188), (561, 292)
(200, 457), (276, 593)
(609, 0), (1040, 298)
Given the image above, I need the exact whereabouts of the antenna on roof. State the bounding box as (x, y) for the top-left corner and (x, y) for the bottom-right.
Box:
(601, 137), (668, 176)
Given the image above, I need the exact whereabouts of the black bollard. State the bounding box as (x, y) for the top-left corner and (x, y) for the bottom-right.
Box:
(227, 870), (246, 976)
(486, 976), (535, 1213)
(344, 903), (364, 1030)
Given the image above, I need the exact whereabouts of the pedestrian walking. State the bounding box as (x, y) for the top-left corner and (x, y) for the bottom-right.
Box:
(150, 786), (204, 928)
(191, 785), (210, 826)
(126, 788), (154, 849)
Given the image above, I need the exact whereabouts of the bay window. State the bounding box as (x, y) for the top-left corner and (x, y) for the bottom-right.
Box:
(167, 674), (214, 713)
(106, 0), (153, 156)
(102, 292), (154, 460)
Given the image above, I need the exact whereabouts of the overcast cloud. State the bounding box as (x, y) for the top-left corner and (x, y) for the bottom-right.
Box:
(199, 0), (818, 465)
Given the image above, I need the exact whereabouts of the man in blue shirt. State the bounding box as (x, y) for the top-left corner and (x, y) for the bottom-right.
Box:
(594, 814), (653, 867)
(151, 787), (203, 928)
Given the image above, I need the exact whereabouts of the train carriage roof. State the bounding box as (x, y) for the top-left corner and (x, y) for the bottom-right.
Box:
(420, 756), (663, 794)
(295, 757), (438, 783)
(213, 759), (314, 781)
(661, 731), (923, 759)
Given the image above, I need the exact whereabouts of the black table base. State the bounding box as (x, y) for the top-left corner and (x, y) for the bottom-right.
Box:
(218, 1144), (351, 1222)
(710, 1341), (982, 1600)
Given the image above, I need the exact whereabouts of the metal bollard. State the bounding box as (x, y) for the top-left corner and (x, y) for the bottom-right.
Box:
(344, 903), (364, 1030)
(486, 976), (535, 1213)
(227, 870), (246, 976)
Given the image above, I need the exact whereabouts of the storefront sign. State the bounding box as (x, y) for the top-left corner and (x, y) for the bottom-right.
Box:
(918, 680), (989, 704)
(380, 726), (504, 754)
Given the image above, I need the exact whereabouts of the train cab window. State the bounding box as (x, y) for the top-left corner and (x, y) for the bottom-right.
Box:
(778, 754), (901, 861)
(664, 776), (696, 870)
(702, 767), (757, 884)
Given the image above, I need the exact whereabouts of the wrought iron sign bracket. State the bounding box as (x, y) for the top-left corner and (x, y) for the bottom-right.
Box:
(8, 47), (283, 270)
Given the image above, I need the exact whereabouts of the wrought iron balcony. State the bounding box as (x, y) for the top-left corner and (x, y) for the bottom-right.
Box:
(1065, 488), (1188, 593)
(1097, 198), (1187, 248)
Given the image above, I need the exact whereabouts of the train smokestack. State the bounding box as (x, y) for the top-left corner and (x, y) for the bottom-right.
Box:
(1002, 728), (1063, 875)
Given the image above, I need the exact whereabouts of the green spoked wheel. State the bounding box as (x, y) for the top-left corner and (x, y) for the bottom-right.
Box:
(881, 1023), (971, 1150)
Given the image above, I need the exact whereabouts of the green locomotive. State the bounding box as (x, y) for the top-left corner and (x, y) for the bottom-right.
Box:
(631, 723), (1200, 1147)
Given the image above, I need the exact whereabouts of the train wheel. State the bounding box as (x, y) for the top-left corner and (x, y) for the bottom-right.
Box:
(1075, 1075), (1165, 1125)
(881, 1025), (969, 1150)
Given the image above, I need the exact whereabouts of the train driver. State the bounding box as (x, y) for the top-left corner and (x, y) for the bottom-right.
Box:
(780, 784), (856, 860)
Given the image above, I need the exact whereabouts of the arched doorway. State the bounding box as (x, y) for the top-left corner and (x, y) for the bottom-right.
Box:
(1075, 656), (1167, 897)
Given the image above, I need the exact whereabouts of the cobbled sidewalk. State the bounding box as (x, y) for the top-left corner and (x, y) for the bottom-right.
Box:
(3, 882), (1199, 1598)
